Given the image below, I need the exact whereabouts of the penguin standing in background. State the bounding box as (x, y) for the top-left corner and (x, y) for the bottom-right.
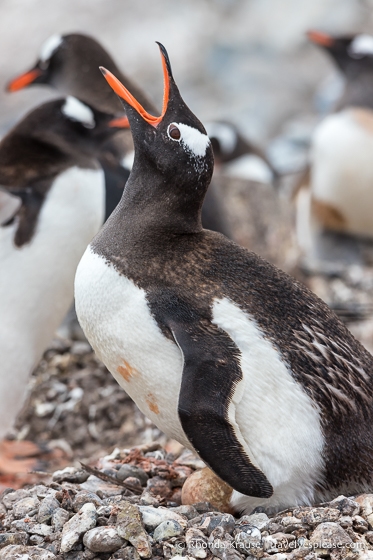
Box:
(296, 31), (373, 268)
(76, 44), (373, 514)
(0, 97), (124, 473)
(7, 33), (230, 235)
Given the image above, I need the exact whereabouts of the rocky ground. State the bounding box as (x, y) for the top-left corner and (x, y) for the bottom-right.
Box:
(2, 443), (373, 560)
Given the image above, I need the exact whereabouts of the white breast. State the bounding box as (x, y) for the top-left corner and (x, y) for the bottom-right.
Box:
(212, 297), (324, 513)
(75, 248), (187, 445)
(0, 166), (105, 437)
(311, 108), (373, 237)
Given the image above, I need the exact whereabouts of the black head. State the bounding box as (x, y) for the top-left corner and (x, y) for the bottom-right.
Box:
(9, 96), (125, 158)
(102, 44), (214, 212)
(308, 30), (373, 78)
(6, 33), (124, 114)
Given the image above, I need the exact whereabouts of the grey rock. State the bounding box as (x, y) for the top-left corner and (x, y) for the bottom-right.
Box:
(52, 466), (89, 484)
(0, 545), (56, 559)
(293, 507), (340, 526)
(353, 514), (369, 533)
(339, 516), (353, 528)
(11, 518), (35, 532)
(112, 546), (140, 560)
(171, 504), (199, 520)
(117, 464), (148, 486)
(38, 495), (60, 523)
(238, 513), (269, 531)
(153, 519), (184, 541)
(29, 535), (44, 546)
(60, 502), (97, 553)
(209, 537), (242, 560)
(138, 492), (159, 506)
(186, 527), (209, 559)
(0, 532), (28, 549)
(139, 505), (187, 531)
(73, 490), (103, 512)
(235, 530), (263, 558)
(2, 489), (31, 509)
(29, 523), (53, 536)
(13, 496), (40, 519)
(116, 501), (152, 558)
(263, 533), (295, 553)
(51, 507), (69, 531)
(330, 496), (360, 517)
(281, 516), (303, 533)
(309, 522), (353, 553)
(83, 526), (125, 552)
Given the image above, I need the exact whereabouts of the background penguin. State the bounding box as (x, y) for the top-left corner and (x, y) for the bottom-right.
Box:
(7, 32), (230, 236)
(295, 31), (373, 270)
(75, 44), (373, 514)
(0, 96), (123, 474)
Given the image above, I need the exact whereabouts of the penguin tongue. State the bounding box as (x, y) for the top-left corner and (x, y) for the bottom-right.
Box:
(101, 42), (170, 128)
(7, 68), (42, 92)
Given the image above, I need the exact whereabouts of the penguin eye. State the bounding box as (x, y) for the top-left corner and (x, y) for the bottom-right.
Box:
(168, 123), (181, 141)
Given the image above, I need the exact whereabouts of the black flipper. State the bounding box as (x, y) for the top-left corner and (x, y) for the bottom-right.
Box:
(169, 319), (273, 498)
(0, 188), (22, 226)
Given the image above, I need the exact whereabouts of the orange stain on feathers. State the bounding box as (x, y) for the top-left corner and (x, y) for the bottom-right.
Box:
(146, 393), (160, 414)
(117, 360), (139, 382)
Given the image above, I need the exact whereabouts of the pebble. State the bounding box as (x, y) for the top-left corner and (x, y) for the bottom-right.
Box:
(117, 464), (149, 485)
(60, 502), (98, 553)
(0, 545), (56, 559)
(52, 466), (89, 484)
(238, 512), (270, 531)
(139, 505), (188, 531)
(185, 527), (209, 558)
(0, 532), (28, 548)
(72, 490), (102, 512)
(83, 526), (125, 552)
(13, 496), (40, 519)
(51, 507), (70, 531)
(309, 522), (353, 553)
(153, 519), (184, 541)
(28, 523), (53, 536)
(293, 506), (340, 526)
(2, 489), (31, 509)
(116, 501), (152, 558)
(171, 504), (199, 520)
(181, 467), (233, 513)
(37, 495), (60, 523)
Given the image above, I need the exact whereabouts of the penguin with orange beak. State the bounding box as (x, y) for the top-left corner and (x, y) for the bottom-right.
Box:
(76, 43), (373, 514)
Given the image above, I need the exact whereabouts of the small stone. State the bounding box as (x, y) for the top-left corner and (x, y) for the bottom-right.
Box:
(235, 529), (263, 557)
(29, 523), (53, 536)
(175, 449), (206, 469)
(193, 502), (218, 513)
(125, 477), (143, 491)
(0, 545), (56, 559)
(146, 476), (172, 499)
(116, 501), (152, 558)
(200, 513), (235, 536)
(30, 535), (44, 546)
(13, 496), (40, 519)
(139, 492), (159, 507)
(73, 490), (103, 512)
(186, 527), (209, 558)
(51, 507), (70, 531)
(331, 496), (360, 517)
(171, 465), (193, 487)
(52, 466), (89, 484)
(83, 526), (125, 552)
(281, 516), (303, 533)
(353, 515), (368, 533)
(139, 505), (188, 531)
(309, 522), (353, 554)
(112, 546), (141, 560)
(153, 519), (184, 541)
(2, 489), (31, 509)
(238, 513), (270, 532)
(182, 468), (232, 513)
(38, 495), (60, 523)
(0, 532), (28, 549)
(171, 505), (199, 520)
(339, 516), (353, 528)
(60, 502), (97, 553)
(117, 465), (149, 485)
(293, 507), (340, 526)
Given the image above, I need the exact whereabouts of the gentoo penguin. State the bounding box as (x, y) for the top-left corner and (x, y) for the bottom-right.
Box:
(6, 33), (156, 220)
(296, 31), (373, 266)
(6, 34), (229, 237)
(0, 96), (123, 473)
(75, 44), (373, 514)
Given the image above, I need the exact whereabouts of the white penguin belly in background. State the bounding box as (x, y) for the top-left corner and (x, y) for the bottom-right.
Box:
(0, 166), (104, 438)
(311, 108), (373, 238)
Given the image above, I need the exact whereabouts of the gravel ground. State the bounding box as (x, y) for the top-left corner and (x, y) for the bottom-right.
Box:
(2, 443), (373, 560)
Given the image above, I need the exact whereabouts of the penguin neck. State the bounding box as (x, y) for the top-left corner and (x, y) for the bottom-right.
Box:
(116, 167), (206, 241)
(338, 73), (373, 111)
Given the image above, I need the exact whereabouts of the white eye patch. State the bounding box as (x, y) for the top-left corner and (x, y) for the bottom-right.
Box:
(167, 122), (210, 157)
(349, 34), (373, 58)
(62, 96), (95, 129)
(39, 34), (63, 67)
(205, 122), (237, 154)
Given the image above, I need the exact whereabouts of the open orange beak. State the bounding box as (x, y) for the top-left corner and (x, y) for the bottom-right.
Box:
(102, 42), (170, 129)
(6, 68), (42, 92)
(307, 30), (335, 48)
